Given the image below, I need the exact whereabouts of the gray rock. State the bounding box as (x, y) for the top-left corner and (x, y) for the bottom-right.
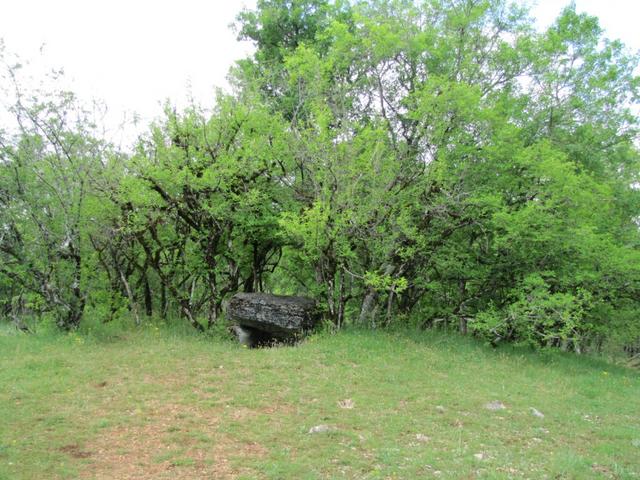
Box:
(227, 293), (319, 347)
(484, 400), (506, 411)
(308, 424), (335, 434)
(530, 407), (545, 419)
(337, 399), (355, 409)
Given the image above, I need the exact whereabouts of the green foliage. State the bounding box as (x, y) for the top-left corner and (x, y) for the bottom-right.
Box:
(471, 274), (592, 348)
(1, 1), (639, 354)
(0, 52), (115, 330)
(231, 0), (640, 349)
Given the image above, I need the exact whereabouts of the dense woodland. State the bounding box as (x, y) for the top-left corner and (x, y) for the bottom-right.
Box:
(1, 0), (639, 354)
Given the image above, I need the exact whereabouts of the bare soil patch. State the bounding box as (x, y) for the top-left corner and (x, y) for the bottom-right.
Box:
(60, 444), (92, 459)
(80, 402), (267, 480)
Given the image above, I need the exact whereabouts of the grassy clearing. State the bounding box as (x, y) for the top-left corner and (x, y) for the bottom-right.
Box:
(0, 324), (638, 479)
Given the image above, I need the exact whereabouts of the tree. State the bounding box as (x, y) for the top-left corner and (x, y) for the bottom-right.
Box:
(121, 96), (295, 329)
(1, 1), (638, 353)
(234, 0), (640, 349)
(0, 53), (112, 329)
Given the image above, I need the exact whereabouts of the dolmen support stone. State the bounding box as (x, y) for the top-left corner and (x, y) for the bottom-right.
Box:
(227, 292), (318, 347)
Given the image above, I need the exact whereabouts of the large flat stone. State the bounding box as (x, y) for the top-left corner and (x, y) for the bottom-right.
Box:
(226, 292), (318, 335)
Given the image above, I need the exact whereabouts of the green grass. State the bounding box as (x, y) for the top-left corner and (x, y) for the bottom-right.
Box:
(0, 324), (638, 479)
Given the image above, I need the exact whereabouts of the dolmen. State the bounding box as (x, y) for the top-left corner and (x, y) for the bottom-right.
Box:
(227, 292), (319, 347)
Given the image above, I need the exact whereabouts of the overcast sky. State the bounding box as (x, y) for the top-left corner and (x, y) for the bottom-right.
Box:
(1, 0), (638, 144)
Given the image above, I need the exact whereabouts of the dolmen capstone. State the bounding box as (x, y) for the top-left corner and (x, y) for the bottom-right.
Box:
(227, 292), (318, 347)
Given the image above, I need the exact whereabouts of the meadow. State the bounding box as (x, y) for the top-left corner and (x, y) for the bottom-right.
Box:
(0, 323), (638, 479)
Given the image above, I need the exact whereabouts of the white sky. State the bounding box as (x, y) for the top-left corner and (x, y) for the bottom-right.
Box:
(1, 0), (638, 146)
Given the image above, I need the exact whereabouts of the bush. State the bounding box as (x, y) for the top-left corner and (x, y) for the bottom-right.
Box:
(471, 274), (592, 351)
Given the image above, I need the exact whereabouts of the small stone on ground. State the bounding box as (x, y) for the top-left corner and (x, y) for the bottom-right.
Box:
(484, 400), (506, 411)
(530, 407), (545, 418)
(308, 425), (335, 434)
(338, 399), (355, 409)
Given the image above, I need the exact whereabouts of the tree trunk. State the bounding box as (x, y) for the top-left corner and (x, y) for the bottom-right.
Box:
(143, 272), (153, 317)
(59, 245), (86, 330)
(118, 267), (140, 326)
(160, 283), (167, 320)
(336, 269), (346, 329)
(459, 317), (468, 335)
(358, 288), (378, 325)
(385, 289), (395, 327)
(457, 279), (467, 335)
(180, 299), (204, 332)
(359, 264), (394, 325)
